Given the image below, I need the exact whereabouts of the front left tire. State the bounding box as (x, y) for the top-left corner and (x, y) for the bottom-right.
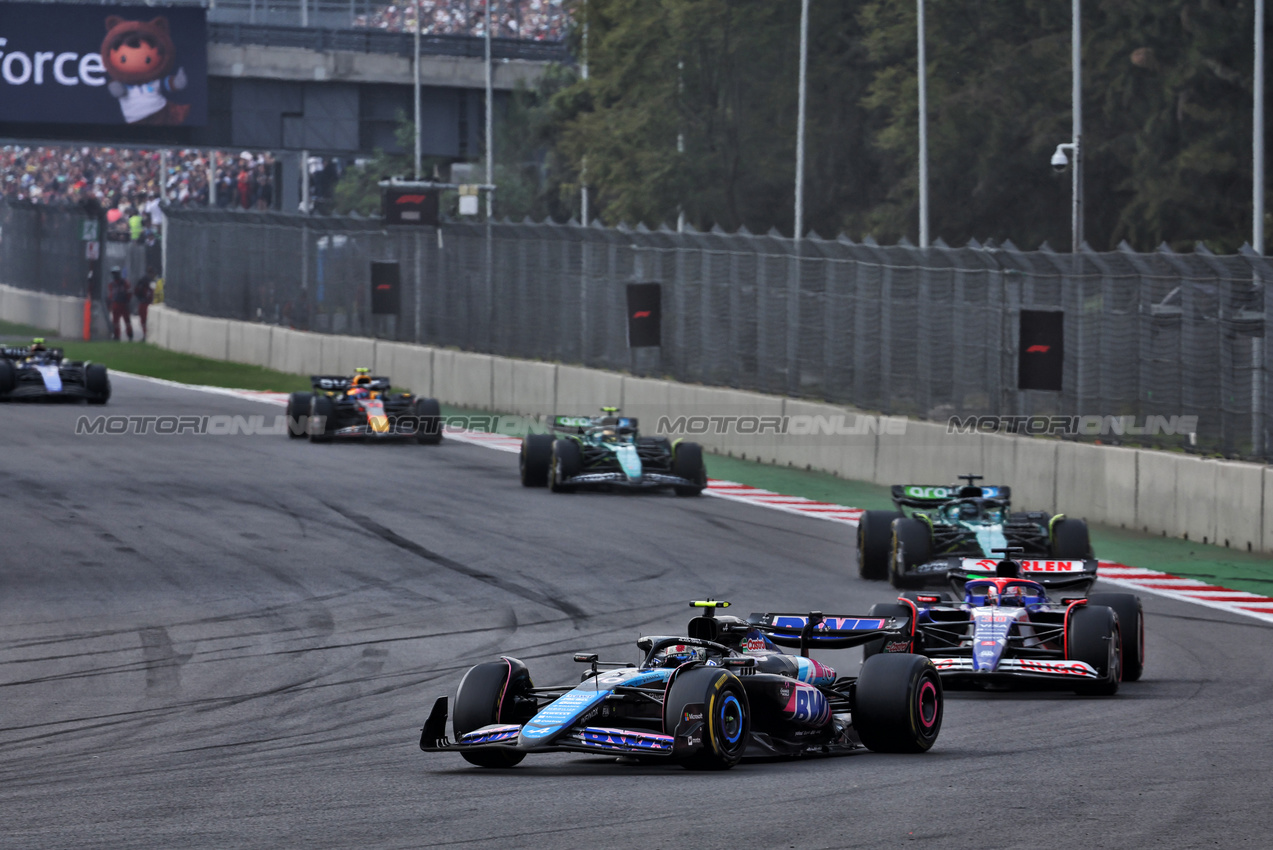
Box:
(671, 441), (707, 496)
(662, 666), (750, 770)
(853, 653), (943, 753)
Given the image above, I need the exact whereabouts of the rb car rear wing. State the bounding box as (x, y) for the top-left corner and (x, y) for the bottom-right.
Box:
(311, 375), (392, 392)
(891, 484), (1011, 511)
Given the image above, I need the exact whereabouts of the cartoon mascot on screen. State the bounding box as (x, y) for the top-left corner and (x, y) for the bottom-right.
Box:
(100, 16), (190, 125)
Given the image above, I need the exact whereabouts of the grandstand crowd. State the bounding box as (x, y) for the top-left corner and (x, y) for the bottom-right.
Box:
(0, 146), (278, 238)
(353, 0), (569, 39)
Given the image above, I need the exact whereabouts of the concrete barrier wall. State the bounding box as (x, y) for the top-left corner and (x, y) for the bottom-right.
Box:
(119, 305), (1273, 554)
(0, 283), (84, 338)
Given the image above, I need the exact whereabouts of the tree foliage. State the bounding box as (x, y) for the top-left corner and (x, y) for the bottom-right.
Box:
(546, 0), (1267, 251)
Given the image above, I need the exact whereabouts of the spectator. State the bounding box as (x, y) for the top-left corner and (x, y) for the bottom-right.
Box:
(353, 0), (570, 40)
(134, 267), (157, 338)
(128, 207), (144, 241)
(107, 267), (133, 341)
(0, 145), (277, 214)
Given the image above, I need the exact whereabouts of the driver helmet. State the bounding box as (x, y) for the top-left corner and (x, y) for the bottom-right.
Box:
(983, 584), (1000, 607)
(654, 644), (704, 668)
(959, 500), (981, 520)
(600, 428), (619, 442)
(348, 386), (370, 400)
(1002, 585), (1026, 605)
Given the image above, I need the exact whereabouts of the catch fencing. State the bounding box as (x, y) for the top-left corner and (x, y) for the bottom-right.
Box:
(7, 200), (1273, 461)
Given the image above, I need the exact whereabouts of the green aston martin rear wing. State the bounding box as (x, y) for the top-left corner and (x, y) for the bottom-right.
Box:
(891, 484), (1012, 510)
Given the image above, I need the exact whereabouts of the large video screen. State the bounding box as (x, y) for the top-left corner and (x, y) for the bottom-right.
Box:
(0, 3), (206, 126)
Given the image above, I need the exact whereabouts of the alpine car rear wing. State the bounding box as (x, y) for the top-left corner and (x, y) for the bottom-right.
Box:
(311, 375), (392, 392)
(748, 612), (911, 656)
(890, 484), (1011, 511)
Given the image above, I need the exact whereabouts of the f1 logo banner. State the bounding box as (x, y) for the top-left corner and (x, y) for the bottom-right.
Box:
(381, 189), (439, 225)
(626, 283), (662, 348)
(1018, 310), (1064, 391)
(370, 261), (401, 316)
(0, 3), (207, 126)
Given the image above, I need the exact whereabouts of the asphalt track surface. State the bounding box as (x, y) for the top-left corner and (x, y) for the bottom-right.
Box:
(2, 375), (1272, 849)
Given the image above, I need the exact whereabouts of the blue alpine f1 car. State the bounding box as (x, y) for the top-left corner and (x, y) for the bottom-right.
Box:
(419, 601), (943, 769)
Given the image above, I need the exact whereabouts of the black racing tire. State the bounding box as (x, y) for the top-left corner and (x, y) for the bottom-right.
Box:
(549, 438), (582, 493)
(453, 660), (530, 768)
(854, 653), (943, 753)
(85, 363), (110, 405)
(662, 666), (749, 770)
(1067, 604), (1122, 696)
(1088, 592), (1144, 682)
(858, 510), (903, 581)
(0, 359), (14, 395)
(1051, 517), (1093, 559)
(520, 433), (554, 487)
(286, 392), (312, 439)
(862, 603), (913, 661)
(308, 395), (335, 443)
(413, 397), (443, 445)
(889, 518), (932, 589)
(671, 441), (707, 496)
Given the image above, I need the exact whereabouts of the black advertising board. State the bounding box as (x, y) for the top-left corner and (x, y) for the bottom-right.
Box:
(1018, 310), (1064, 391)
(0, 3), (207, 126)
(381, 188), (440, 225)
(626, 283), (662, 348)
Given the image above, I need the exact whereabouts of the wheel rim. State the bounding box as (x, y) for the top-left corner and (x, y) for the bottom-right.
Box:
(718, 694), (743, 745)
(916, 678), (940, 730)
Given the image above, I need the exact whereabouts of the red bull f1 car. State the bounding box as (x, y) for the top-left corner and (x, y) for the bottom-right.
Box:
(285, 368), (442, 443)
(866, 550), (1144, 695)
(0, 339), (110, 404)
(419, 601), (943, 770)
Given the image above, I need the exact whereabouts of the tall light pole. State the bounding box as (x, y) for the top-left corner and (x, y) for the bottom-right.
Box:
(485, 0), (494, 219)
(793, 0), (809, 241)
(917, 0), (929, 247)
(1071, 0), (1082, 254)
(1050, 0), (1083, 256)
(580, 1), (589, 227)
(413, 0), (421, 180)
(1256, 0), (1265, 254)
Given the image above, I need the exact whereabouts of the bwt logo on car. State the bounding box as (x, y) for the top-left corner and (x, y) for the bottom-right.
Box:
(783, 685), (830, 725)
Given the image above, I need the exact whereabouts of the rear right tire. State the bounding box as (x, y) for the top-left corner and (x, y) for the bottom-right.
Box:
(853, 653), (943, 753)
